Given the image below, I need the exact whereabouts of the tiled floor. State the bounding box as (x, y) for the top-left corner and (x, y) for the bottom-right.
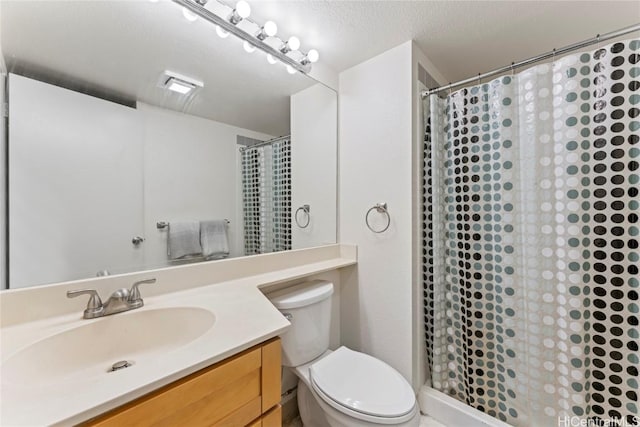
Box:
(283, 416), (302, 427)
(283, 415), (446, 427)
(420, 415), (447, 427)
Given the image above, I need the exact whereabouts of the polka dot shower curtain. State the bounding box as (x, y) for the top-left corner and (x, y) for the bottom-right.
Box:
(241, 138), (292, 255)
(423, 38), (639, 427)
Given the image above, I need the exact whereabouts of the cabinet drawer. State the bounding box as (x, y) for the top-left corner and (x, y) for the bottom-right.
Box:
(261, 405), (282, 427)
(248, 405), (281, 427)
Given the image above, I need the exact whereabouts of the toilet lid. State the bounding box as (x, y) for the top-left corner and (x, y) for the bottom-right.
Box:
(309, 347), (415, 418)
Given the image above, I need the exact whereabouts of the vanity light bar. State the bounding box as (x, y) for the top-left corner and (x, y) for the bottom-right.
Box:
(171, 0), (313, 74)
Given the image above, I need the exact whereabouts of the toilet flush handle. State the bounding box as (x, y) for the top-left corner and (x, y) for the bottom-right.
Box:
(282, 313), (293, 321)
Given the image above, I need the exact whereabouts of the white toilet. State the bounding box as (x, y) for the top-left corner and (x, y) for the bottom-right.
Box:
(268, 280), (420, 427)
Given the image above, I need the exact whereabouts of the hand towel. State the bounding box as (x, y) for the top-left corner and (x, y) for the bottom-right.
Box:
(168, 221), (202, 260)
(200, 220), (230, 259)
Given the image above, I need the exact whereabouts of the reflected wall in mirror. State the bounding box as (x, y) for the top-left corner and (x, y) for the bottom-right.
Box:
(0, 0), (337, 289)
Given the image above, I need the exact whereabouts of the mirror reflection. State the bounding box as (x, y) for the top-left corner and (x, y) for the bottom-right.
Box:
(1, 0), (337, 289)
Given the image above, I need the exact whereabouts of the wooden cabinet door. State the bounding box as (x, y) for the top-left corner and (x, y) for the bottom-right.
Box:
(85, 338), (281, 427)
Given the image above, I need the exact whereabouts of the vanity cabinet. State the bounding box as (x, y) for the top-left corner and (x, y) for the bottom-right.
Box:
(84, 338), (281, 427)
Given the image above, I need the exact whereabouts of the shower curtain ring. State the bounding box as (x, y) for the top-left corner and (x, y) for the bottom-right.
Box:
(511, 62), (515, 76)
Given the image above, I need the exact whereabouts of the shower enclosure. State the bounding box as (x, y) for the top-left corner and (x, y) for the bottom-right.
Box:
(241, 137), (292, 255)
(422, 37), (639, 426)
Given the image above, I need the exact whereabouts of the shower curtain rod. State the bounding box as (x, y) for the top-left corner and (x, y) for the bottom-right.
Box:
(421, 23), (640, 98)
(239, 135), (291, 151)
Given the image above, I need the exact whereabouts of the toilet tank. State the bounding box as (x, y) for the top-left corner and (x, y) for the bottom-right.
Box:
(267, 280), (334, 367)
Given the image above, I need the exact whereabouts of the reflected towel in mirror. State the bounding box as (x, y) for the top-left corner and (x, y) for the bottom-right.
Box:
(168, 221), (202, 259)
(200, 220), (230, 259)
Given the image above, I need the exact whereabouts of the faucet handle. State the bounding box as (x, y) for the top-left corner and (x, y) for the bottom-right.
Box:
(67, 289), (103, 318)
(128, 278), (156, 306)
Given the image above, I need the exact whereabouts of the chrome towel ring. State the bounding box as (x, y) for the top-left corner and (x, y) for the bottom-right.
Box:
(295, 204), (311, 228)
(366, 202), (391, 233)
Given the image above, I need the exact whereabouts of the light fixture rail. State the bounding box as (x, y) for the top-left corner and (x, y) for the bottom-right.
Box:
(172, 0), (313, 74)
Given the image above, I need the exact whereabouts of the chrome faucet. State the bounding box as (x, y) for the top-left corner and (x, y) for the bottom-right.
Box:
(67, 278), (156, 319)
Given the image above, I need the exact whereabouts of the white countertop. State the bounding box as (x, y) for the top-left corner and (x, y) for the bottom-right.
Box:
(0, 245), (357, 426)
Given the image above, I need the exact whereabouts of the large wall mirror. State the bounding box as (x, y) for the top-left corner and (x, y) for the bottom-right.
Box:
(0, 0), (337, 289)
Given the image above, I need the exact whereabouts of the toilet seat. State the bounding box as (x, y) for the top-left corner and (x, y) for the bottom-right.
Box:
(309, 347), (416, 423)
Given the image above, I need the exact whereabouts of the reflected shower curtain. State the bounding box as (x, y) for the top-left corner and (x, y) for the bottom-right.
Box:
(241, 139), (292, 255)
(423, 39), (639, 426)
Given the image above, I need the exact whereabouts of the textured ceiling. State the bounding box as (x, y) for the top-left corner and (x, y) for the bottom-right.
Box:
(249, 0), (639, 82)
(1, 0), (638, 133)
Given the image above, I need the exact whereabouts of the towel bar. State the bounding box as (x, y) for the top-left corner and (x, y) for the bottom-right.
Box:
(157, 220), (230, 230)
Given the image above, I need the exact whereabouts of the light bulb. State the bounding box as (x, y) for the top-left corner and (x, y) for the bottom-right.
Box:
(306, 49), (319, 63)
(243, 41), (256, 53)
(267, 54), (277, 64)
(263, 21), (277, 37)
(235, 0), (251, 18)
(286, 65), (296, 74)
(256, 21), (278, 40)
(287, 36), (300, 51)
(182, 7), (198, 22)
(216, 25), (229, 38)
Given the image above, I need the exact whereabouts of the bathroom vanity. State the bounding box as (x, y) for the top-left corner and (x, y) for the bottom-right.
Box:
(0, 244), (356, 426)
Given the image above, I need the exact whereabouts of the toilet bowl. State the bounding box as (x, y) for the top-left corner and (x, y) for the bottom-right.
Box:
(294, 347), (420, 426)
(267, 280), (419, 427)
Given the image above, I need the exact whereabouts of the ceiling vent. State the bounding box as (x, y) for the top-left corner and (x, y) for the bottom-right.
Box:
(159, 70), (203, 95)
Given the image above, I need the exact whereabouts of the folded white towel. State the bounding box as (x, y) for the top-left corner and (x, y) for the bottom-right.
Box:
(168, 221), (202, 260)
(200, 220), (229, 260)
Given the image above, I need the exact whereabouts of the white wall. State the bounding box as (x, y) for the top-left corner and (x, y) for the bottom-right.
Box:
(139, 103), (271, 270)
(0, 74), (5, 289)
(9, 74), (145, 288)
(0, 24), (6, 289)
(338, 41), (445, 387)
(410, 43), (446, 389)
(291, 83), (337, 249)
(339, 41), (415, 381)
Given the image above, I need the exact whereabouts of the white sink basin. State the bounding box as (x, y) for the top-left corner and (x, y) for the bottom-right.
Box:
(2, 307), (215, 388)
